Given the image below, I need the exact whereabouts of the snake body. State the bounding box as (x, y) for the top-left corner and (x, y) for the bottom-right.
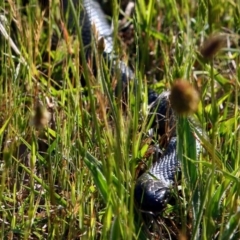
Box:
(62, 0), (180, 213)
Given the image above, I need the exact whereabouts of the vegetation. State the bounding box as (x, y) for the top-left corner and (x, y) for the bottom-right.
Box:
(0, 0), (239, 239)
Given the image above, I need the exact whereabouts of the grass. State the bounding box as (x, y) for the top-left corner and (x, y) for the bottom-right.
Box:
(0, 0), (240, 239)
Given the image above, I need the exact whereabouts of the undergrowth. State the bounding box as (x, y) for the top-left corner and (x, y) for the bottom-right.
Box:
(0, 0), (239, 239)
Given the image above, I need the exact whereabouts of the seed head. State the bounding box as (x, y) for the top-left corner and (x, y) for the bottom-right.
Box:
(170, 80), (199, 115)
(32, 104), (50, 129)
(97, 37), (105, 54)
(200, 34), (226, 60)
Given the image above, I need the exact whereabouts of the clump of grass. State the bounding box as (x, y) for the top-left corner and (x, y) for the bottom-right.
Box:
(0, 0), (239, 239)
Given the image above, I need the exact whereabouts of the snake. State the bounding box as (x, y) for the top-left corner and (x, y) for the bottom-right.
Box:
(60, 0), (180, 214)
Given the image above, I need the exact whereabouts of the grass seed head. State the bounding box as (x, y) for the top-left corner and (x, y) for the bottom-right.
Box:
(200, 34), (226, 60)
(97, 37), (105, 54)
(170, 79), (199, 115)
(32, 104), (50, 129)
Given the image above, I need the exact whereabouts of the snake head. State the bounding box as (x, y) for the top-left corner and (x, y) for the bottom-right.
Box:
(134, 176), (171, 214)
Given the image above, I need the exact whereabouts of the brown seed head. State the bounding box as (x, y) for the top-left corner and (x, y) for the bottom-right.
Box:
(170, 80), (199, 115)
(200, 34), (226, 60)
(97, 37), (105, 54)
(32, 104), (50, 129)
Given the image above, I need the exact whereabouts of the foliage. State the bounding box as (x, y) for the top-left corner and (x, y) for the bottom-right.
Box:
(0, 0), (239, 239)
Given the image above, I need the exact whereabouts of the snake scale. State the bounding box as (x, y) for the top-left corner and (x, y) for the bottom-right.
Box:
(61, 0), (180, 214)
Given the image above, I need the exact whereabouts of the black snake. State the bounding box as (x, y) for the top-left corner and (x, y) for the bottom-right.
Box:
(62, 0), (180, 214)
